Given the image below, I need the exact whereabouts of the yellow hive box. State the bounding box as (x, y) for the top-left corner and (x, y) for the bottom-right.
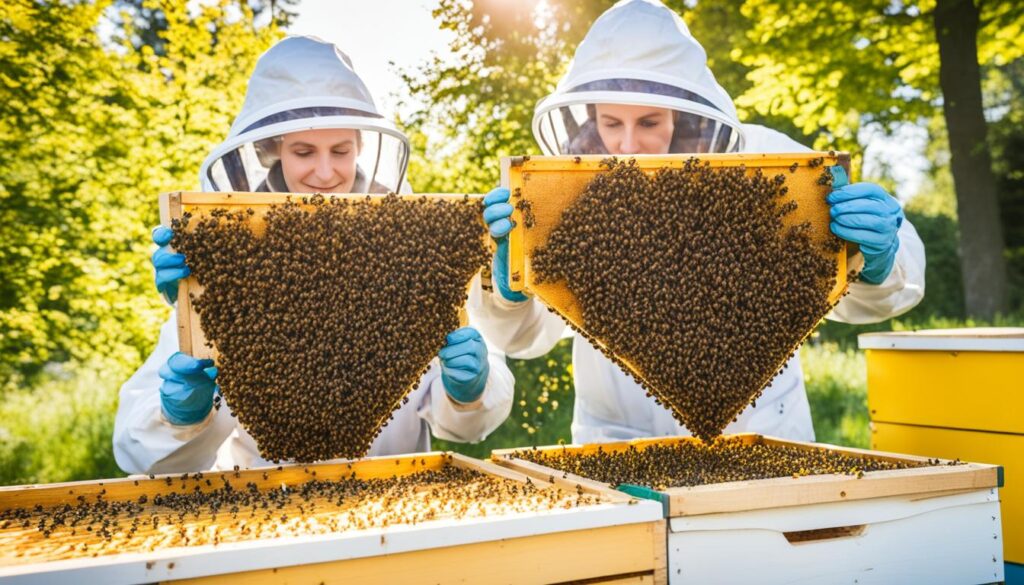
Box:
(860, 327), (1024, 563)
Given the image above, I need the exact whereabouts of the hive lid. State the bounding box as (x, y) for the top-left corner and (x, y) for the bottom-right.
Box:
(858, 327), (1024, 352)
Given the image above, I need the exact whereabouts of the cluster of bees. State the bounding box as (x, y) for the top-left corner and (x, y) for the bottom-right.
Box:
(530, 158), (844, 441)
(511, 437), (933, 490)
(171, 194), (488, 462)
(0, 461), (598, 562)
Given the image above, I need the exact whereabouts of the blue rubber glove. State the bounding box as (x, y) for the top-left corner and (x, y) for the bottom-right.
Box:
(438, 327), (490, 404)
(159, 352), (219, 425)
(483, 187), (529, 303)
(151, 226), (190, 304)
(826, 167), (904, 285)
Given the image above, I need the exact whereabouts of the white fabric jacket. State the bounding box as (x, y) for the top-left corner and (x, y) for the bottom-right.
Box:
(471, 0), (925, 445)
(114, 308), (514, 475)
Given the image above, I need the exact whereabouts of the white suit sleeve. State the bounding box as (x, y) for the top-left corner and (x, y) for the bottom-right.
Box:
(466, 273), (569, 359)
(112, 314), (236, 475)
(829, 219), (926, 323)
(739, 124), (927, 324)
(415, 341), (514, 443)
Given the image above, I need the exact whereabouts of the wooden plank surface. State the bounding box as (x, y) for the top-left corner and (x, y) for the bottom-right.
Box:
(663, 461), (998, 516)
(491, 457), (631, 503)
(2, 493), (662, 584)
(164, 520), (661, 585)
(1, 452), (665, 582)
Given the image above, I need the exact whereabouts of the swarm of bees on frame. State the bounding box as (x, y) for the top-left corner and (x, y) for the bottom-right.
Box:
(171, 194), (488, 462)
(510, 437), (947, 491)
(530, 158), (849, 442)
(0, 459), (599, 562)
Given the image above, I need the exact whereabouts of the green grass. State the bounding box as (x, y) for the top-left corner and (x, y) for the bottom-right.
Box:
(801, 342), (869, 448)
(0, 359), (127, 485)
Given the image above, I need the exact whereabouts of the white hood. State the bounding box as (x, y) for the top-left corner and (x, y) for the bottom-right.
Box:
(200, 36), (409, 193)
(533, 0), (745, 155)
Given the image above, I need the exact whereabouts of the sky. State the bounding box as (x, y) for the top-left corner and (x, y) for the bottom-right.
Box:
(287, 0), (455, 120)
(286, 0), (928, 200)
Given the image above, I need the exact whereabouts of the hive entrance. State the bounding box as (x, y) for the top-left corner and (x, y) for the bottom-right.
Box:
(504, 154), (851, 441)
(165, 193), (488, 462)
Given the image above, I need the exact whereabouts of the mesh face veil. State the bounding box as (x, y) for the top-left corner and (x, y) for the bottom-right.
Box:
(199, 37), (410, 193)
(534, 79), (742, 156)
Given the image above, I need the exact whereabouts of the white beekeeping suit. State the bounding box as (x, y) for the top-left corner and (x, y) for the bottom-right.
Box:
(470, 0), (924, 445)
(114, 36), (513, 475)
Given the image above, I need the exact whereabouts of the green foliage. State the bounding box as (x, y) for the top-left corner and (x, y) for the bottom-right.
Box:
(0, 360), (125, 485)
(801, 343), (868, 448)
(732, 1), (1024, 152)
(0, 0), (280, 484)
(400, 0), (614, 194)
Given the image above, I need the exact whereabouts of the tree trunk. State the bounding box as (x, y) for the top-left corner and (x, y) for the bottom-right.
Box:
(934, 0), (1008, 319)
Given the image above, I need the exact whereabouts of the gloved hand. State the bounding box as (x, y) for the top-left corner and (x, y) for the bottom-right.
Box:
(826, 168), (904, 285)
(438, 327), (490, 404)
(483, 187), (529, 303)
(151, 226), (190, 304)
(159, 352), (219, 425)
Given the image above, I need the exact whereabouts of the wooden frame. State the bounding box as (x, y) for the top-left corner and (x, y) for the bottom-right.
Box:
(158, 191), (488, 360)
(492, 433), (1002, 517)
(500, 152), (852, 306)
(0, 453), (665, 584)
(497, 154), (858, 429)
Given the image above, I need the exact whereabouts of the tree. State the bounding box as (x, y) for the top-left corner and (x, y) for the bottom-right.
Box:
(399, 0), (613, 194)
(734, 0), (1024, 318)
(399, 0), (837, 196)
(0, 0), (280, 483)
(933, 0), (1007, 318)
(112, 0), (299, 55)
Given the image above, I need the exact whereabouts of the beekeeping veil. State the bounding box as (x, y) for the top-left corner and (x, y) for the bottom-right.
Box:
(199, 36), (409, 193)
(533, 0), (745, 156)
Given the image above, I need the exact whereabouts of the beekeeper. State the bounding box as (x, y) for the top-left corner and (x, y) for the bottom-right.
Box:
(472, 0), (924, 444)
(115, 36), (513, 474)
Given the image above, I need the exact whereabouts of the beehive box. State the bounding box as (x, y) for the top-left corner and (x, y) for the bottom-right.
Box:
(494, 434), (1004, 584)
(860, 327), (1024, 568)
(0, 453), (665, 584)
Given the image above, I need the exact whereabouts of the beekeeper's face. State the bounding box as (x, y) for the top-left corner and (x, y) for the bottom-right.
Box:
(280, 128), (361, 193)
(595, 103), (675, 155)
